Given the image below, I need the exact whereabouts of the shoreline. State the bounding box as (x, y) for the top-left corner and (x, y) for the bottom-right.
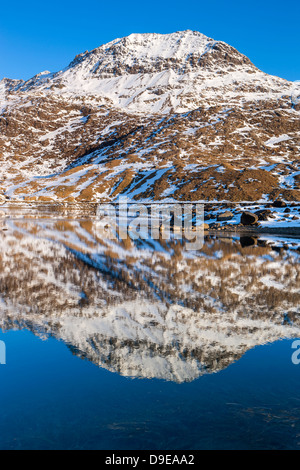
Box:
(207, 225), (300, 237)
(1, 201), (300, 238)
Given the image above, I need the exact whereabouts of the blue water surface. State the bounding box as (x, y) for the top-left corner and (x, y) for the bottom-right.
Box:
(0, 329), (299, 450)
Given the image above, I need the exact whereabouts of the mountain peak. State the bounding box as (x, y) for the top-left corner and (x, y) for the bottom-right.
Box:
(120, 30), (214, 58)
(64, 29), (255, 84)
(97, 29), (213, 51)
(68, 30), (215, 69)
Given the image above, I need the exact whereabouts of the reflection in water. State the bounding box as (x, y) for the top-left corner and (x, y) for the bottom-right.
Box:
(0, 211), (299, 383)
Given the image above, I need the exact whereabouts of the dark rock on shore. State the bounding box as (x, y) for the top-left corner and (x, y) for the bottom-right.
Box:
(272, 200), (287, 208)
(241, 211), (259, 225)
(255, 209), (272, 221)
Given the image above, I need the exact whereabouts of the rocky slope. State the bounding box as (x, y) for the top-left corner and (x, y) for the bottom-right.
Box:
(0, 214), (299, 382)
(0, 31), (299, 203)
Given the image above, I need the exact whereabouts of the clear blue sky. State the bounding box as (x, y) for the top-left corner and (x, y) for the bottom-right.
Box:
(0, 0), (299, 82)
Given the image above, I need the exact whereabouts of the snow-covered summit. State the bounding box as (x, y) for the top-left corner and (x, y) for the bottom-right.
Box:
(0, 30), (291, 116)
(72, 30), (215, 65)
(63, 29), (254, 79)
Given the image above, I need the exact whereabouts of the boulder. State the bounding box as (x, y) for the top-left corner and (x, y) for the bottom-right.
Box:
(241, 211), (259, 225)
(217, 211), (234, 222)
(255, 209), (272, 221)
(272, 200), (287, 208)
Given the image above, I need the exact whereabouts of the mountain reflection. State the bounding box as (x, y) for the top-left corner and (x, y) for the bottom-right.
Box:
(0, 211), (300, 382)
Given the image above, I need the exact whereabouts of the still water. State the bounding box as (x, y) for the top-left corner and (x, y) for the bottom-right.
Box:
(0, 209), (299, 450)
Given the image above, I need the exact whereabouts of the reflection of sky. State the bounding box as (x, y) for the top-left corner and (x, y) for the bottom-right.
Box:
(0, 330), (299, 450)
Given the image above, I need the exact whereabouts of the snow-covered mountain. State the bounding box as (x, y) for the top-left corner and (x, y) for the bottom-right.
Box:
(0, 31), (299, 203)
(0, 31), (294, 114)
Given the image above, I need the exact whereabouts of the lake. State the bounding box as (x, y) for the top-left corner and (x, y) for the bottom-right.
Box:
(0, 208), (299, 450)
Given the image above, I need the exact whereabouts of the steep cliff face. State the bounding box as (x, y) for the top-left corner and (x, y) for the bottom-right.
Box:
(0, 31), (299, 203)
(0, 216), (299, 382)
